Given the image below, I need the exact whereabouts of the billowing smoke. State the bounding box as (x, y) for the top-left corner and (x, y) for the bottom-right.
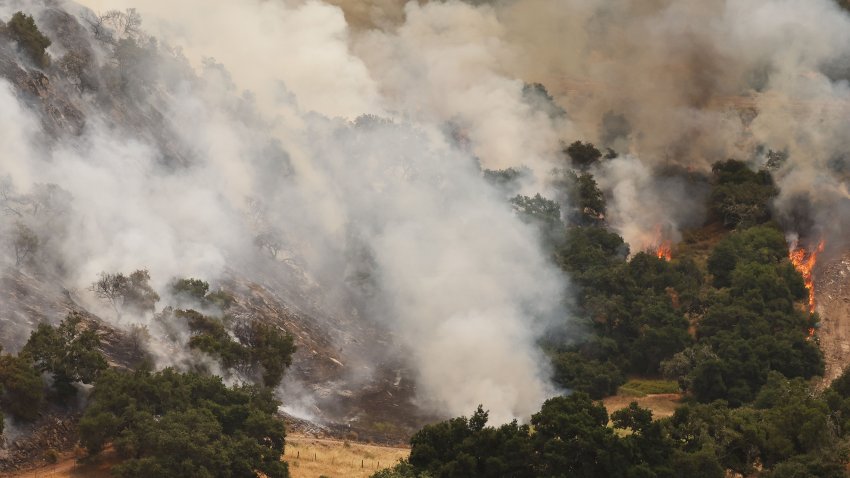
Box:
(6, 0), (850, 424)
(592, 156), (709, 251)
(338, 0), (850, 250)
(494, 0), (850, 249)
(0, 0), (569, 424)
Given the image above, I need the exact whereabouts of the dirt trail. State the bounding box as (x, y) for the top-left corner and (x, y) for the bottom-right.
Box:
(814, 254), (850, 388)
(4, 449), (114, 478)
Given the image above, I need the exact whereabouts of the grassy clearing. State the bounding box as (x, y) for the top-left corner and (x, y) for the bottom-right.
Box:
(618, 379), (680, 397)
(10, 435), (410, 478)
(284, 435), (410, 478)
(603, 393), (683, 420)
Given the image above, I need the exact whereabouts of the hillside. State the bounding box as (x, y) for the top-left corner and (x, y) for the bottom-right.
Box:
(5, 1), (850, 477)
(7, 434), (411, 478)
(815, 253), (850, 386)
(0, 3), (432, 473)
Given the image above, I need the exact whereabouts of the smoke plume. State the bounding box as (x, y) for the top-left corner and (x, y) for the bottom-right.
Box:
(5, 0), (850, 424)
(0, 0), (571, 424)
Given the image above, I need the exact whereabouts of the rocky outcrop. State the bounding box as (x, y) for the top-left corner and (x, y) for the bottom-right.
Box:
(0, 411), (79, 472)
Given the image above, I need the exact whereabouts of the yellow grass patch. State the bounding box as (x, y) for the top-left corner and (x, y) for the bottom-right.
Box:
(602, 393), (683, 419)
(284, 435), (410, 478)
(8, 435), (410, 478)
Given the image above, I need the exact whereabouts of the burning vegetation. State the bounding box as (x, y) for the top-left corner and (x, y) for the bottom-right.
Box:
(655, 240), (672, 261)
(649, 224), (673, 261)
(7, 1), (850, 477)
(789, 239), (825, 313)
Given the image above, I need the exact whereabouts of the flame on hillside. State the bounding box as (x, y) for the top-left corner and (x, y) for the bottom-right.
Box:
(656, 240), (672, 261)
(789, 239), (825, 314)
(650, 224), (673, 261)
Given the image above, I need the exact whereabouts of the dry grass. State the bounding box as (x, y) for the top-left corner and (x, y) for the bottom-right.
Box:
(618, 379), (680, 397)
(7, 435), (410, 478)
(602, 393), (683, 419)
(7, 448), (116, 478)
(283, 435), (410, 478)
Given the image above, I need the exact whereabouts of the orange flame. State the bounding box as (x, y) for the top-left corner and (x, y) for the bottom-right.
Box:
(656, 241), (672, 261)
(789, 239), (825, 313)
(649, 224), (673, 261)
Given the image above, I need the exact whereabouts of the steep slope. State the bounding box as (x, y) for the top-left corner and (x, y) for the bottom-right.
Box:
(814, 254), (850, 387)
(0, 5), (434, 471)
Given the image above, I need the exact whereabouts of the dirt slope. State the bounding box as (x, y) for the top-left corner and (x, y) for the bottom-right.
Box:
(814, 253), (850, 387)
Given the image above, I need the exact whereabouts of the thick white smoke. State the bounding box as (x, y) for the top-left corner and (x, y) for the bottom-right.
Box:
(593, 155), (708, 252)
(6, 0), (850, 424)
(0, 0), (571, 424)
(72, 0), (382, 118)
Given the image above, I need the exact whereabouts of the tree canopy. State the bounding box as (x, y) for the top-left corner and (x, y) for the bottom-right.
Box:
(79, 368), (289, 478)
(4, 12), (52, 67)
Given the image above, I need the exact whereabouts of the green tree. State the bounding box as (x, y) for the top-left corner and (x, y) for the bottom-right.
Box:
(182, 310), (296, 388)
(408, 405), (535, 478)
(555, 226), (627, 278)
(92, 269), (160, 319)
(482, 167), (531, 193)
(668, 449), (724, 478)
(689, 359), (728, 403)
(510, 193), (563, 244)
(551, 170), (606, 225)
(79, 368), (289, 478)
(235, 321), (296, 388)
(5, 12), (51, 67)
(171, 278), (210, 302)
(371, 461), (431, 478)
(21, 313), (108, 397)
(551, 352), (624, 399)
(183, 310), (248, 369)
(124, 269), (160, 314)
(0, 352), (45, 421)
(706, 225), (789, 288)
(531, 393), (617, 477)
(564, 141), (602, 170)
(709, 160), (777, 228)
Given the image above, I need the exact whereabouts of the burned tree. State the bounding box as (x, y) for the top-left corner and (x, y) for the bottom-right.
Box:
(92, 272), (128, 319)
(12, 222), (38, 266)
(91, 269), (159, 320)
(87, 8), (142, 44)
(254, 227), (300, 266)
(0, 177), (24, 217)
(254, 230), (284, 259)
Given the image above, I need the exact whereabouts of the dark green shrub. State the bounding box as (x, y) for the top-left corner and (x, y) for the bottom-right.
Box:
(0, 353), (45, 421)
(6, 12), (51, 67)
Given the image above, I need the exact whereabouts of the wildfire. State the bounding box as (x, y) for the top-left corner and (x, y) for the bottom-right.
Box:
(789, 239), (825, 313)
(656, 240), (672, 261)
(650, 224), (673, 261)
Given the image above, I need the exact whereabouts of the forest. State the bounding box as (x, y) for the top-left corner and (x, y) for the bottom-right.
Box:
(372, 148), (840, 478)
(2, 4), (850, 478)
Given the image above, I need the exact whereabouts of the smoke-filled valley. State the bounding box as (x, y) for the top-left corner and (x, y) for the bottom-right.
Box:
(4, 0), (850, 477)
